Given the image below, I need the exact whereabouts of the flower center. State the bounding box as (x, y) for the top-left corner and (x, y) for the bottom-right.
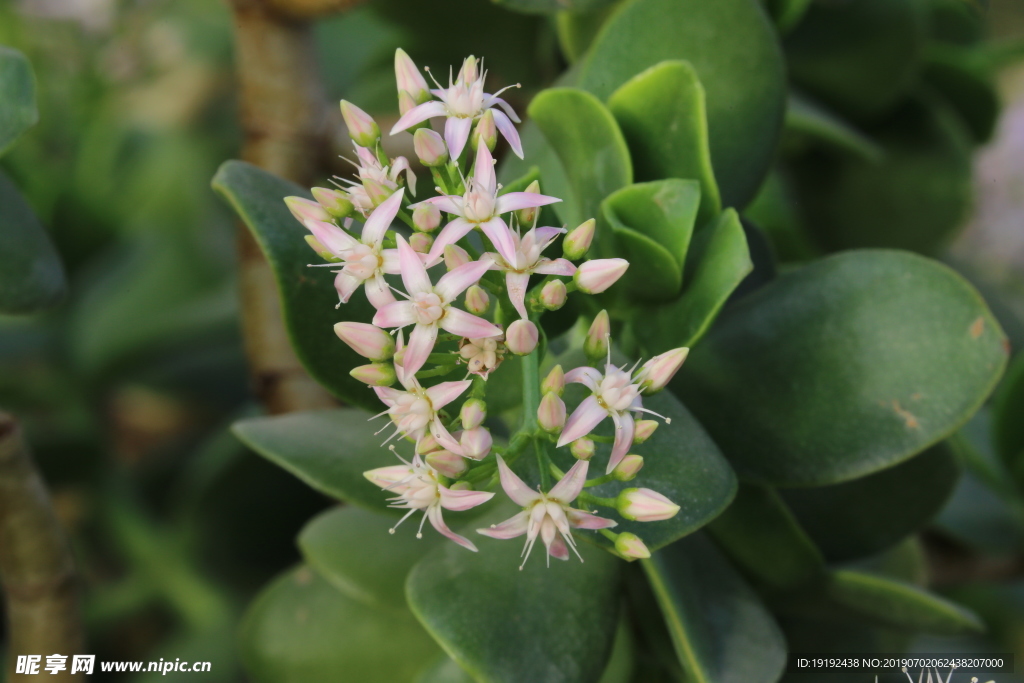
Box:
(401, 469), (440, 510)
(344, 243), (382, 280)
(447, 82), (483, 118)
(462, 187), (495, 223)
(393, 391), (433, 434)
(596, 369), (639, 413)
(412, 292), (445, 325)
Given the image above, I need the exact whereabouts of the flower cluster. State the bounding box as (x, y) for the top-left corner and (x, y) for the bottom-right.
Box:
(284, 50), (688, 566)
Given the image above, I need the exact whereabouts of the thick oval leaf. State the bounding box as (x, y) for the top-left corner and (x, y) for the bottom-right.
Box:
(780, 443), (961, 562)
(602, 180), (699, 271)
(634, 209), (752, 355)
(992, 352), (1024, 486)
(232, 409), (409, 515)
(212, 160), (379, 411)
(0, 47), (38, 157)
(298, 505), (442, 611)
(406, 506), (622, 683)
(784, 0), (928, 121)
(528, 88), (632, 251)
(239, 565), (439, 683)
(642, 533), (787, 683)
(578, 0), (786, 207)
(606, 62), (721, 226)
(844, 538), (928, 587)
(491, 0), (616, 14)
(607, 226), (681, 302)
(555, 6), (620, 64)
(675, 250), (1008, 486)
(0, 171), (66, 314)
(785, 92), (883, 163)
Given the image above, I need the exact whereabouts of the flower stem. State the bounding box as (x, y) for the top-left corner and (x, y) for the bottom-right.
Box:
(584, 473), (616, 487)
(578, 491), (618, 509)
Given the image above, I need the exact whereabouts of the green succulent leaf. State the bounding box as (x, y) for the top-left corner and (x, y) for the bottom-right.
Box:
(578, 0), (786, 207)
(923, 45), (999, 143)
(528, 88), (632, 248)
(675, 250), (1008, 486)
(764, 0), (814, 33)
(0, 46), (38, 157)
(785, 92), (884, 163)
(239, 565), (439, 683)
(490, 0), (617, 15)
(606, 226), (681, 302)
(232, 409), (408, 515)
(406, 506), (622, 683)
(212, 160), (379, 411)
(606, 61), (721, 225)
(0, 171), (66, 314)
(642, 533), (787, 683)
(415, 656), (476, 683)
(780, 443), (960, 562)
(555, 5), (620, 64)
(992, 352), (1024, 487)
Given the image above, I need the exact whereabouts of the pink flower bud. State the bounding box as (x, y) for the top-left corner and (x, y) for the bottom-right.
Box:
(414, 128), (448, 167)
(540, 365), (565, 396)
(449, 481), (474, 491)
(458, 55), (479, 84)
(617, 488), (680, 522)
(444, 244), (471, 271)
(537, 392), (566, 434)
(398, 89), (419, 116)
(539, 280), (567, 310)
(613, 455), (644, 482)
(505, 319), (538, 355)
(563, 218), (595, 260)
(395, 48), (430, 102)
(584, 310), (610, 363)
(575, 258), (629, 294)
(426, 449), (467, 478)
(472, 109), (497, 152)
(570, 437), (595, 461)
(636, 347), (689, 394)
(350, 362), (396, 387)
(334, 322), (395, 361)
(460, 399), (487, 430)
(633, 420), (659, 444)
(412, 203), (441, 233)
(285, 196), (331, 224)
(614, 532), (651, 560)
(410, 232), (433, 254)
(460, 426), (492, 460)
(516, 180), (541, 227)
(340, 100), (380, 148)
(312, 187), (353, 219)
(362, 178), (392, 207)
(416, 432), (439, 454)
(464, 285), (489, 315)
(304, 235), (341, 262)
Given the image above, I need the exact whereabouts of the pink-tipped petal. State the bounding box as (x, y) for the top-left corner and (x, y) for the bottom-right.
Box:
(373, 386), (403, 405)
(361, 188), (404, 246)
(549, 459), (589, 503)
(566, 509), (618, 530)
(606, 412), (635, 474)
(365, 274), (396, 309)
(403, 323), (438, 377)
(547, 534), (571, 561)
(491, 109), (523, 159)
(425, 379), (473, 410)
(445, 116), (473, 161)
(534, 258), (577, 277)
(476, 511), (530, 539)
(439, 486), (495, 512)
(373, 300), (417, 329)
(364, 464), (411, 491)
(505, 271), (530, 320)
(529, 226), (566, 251)
(334, 271), (362, 304)
(557, 395), (608, 447)
(478, 217), (518, 267)
(425, 217), (475, 264)
(427, 505), (478, 552)
(304, 219), (358, 255)
(495, 192), (561, 215)
(440, 308), (502, 339)
(496, 455), (541, 507)
(395, 235), (432, 295)
(415, 194), (463, 215)
(485, 96), (521, 123)
(380, 248), (401, 274)
(564, 367), (603, 391)
(435, 259), (492, 302)
(473, 144), (497, 194)
(430, 419), (464, 456)
(391, 100), (447, 134)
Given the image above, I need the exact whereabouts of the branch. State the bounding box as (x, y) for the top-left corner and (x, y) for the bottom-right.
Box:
(0, 413), (83, 681)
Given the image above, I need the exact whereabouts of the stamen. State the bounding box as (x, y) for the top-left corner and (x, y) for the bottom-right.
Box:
(416, 510), (429, 539)
(389, 507), (418, 534)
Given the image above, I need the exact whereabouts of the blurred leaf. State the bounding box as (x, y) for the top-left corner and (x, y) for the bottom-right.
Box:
(636, 209), (752, 354)
(0, 46), (37, 157)
(992, 352), (1024, 487)
(233, 409), (410, 515)
(742, 169), (818, 263)
(578, 0), (786, 207)
(528, 88), (632, 250)
(764, 0), (813, 33)
(212, 160), (379, 411)
(844, 538), (928, 587)
(785, 0), (928, 120)
(923, 45), (999, 143)
(0, 171), (66, 314)
(606, 61), (721, 225)
(555, 5), (620, 64)
(406, 506), (622, 683)
(642, 533), (787, 683)
(415, 655), (476, 683)
(708, 483), (825, 594)
(675, 250), (1008, 486)
(491, 0), (617, 14)
(239, 565), (439, 683)
(785, 92), (884, 163)
(780, 443), (960, 562)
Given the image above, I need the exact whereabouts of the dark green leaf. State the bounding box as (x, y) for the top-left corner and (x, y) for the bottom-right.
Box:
(239, 565), (439, 683)
(993, 352), (1024, 486)
(923, 45), (999, 143)
(406, 506), (622, 683)
(0, 170), (66, 314)
(606, 226), (681, 302)
(675, 250), (1008, 486)
(555, 5), (620, 64)
(764, 0), (814, 33)
(843, 538), (928, 587)
(0, 46), (38, 157)
(578, 0), (786, 207)
(491, 0), (617, 15)
(212, 160), (379, 411)
(642, 533), (787, 683)
(742, 169), (819, 263)
(606, 62), (721, 226)
(780, 443), (960, 562)
(785, 92), (884, 163)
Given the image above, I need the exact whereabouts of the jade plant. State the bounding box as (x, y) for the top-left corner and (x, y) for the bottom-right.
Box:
(210, 1), (1017, 681)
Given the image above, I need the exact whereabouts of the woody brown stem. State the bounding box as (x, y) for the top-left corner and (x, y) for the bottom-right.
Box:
(0, 413), (83, 682)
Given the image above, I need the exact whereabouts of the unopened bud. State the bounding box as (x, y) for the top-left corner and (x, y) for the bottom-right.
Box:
(312, 187), (353, 219)
(636, 347), (689, 394)
(350, 362), (396, 387)
(516, 180), (541, 227)
(539, 280), (567, 310)
(458, 55), (479, 84)
(416, 432), (439, 455)
(472, 109), (497, 152)
(613, 455), (644, 482)
(575, 258), (629, 294)
(460, 427), (493, 461)
(584, 310), (610, 364)
(460, 399), (487, 430)
(413, 203), (441, 232)
(340, 100), (381, 148)
(398, 89), (419, 116)
(426, 449), (467, 479)
(410, 232), (433, 254)
(444, 244), (471, 270)
(570, 437), (595, 461)
(414, 128), (448, 167)
(614, 532), (651, 560)
(617, 488), (680, 522)
(395, 48), (430, 103)
(633, 420), (658, 444)
(465, 285), (489, 315)
(506, 319), (539, 355)
(362, 178), (392, 207)
(449, 480), (474, 491)
(334, 322), (395, 361)
(305, 235), (341, 262)
(537, 392), (566, 434)
(563, 219), (595, 260)
(285, 196), (331, 224)
(541, 365), (565, 396)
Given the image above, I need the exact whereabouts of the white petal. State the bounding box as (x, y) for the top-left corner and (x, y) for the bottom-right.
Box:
(427, 505), (478, 551)
(372, 300), (417, 328)
(478, 217), (518, 267)
(491, 109), (523, 159)
(496, 455), (541, 507)
(425, 217), (475, 265)
(439, 486), (495, 512)
(395, 234), (433, 295)
(435, 259), (492, 302)
(425, 379), (473, 409)
(607, 412), (635, 474)
(361, 188), (404, 246)
(391, 100), (447, 134)
(403, 323), (438, 377)
(505, 271), (530, 320)
(440, 308), (502, 339)
(549, 459), (589, 503)
(557, 395), (608, 447)
(495, 192), (561, 215)
(477, 511), (530, 539)
(564, 367), (602, 392)
(445, 116), (473, 161)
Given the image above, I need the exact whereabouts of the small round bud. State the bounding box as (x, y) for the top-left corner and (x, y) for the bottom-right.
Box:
(334, 322), (395, 361)
(413, 203), (441, 232)
(465, 285), (490, 316)
(460, 399), (487, 430)
(410, 232), (433, 254)
(613, 455), (644, 482)
(414, 128), (448, 167)
(539, 280), (567, 310)
(537, 392), (566, 434)
(350, 362), (396, 387)
(570, 438), (595, 461)
(614, 533), (651, 560)
(540, 365), (565, 397)
(575, 258), (629, 294)
(617, 488), (680, 522)
(584, 310), (611, 364)
(472, 109), (497, 152)
(505, 319), (539, 355)
(516, 180), (541, 227)
(285, 196), (331, 224)
(444, 244), (471, 271)
(460, 426), (493, 461)
(633, 420), (659, 445)
(563, 218), (595, 260)
(312, 187), (353, 219)
(340, 100), (381, 148)
(426, 449), (467, 479)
